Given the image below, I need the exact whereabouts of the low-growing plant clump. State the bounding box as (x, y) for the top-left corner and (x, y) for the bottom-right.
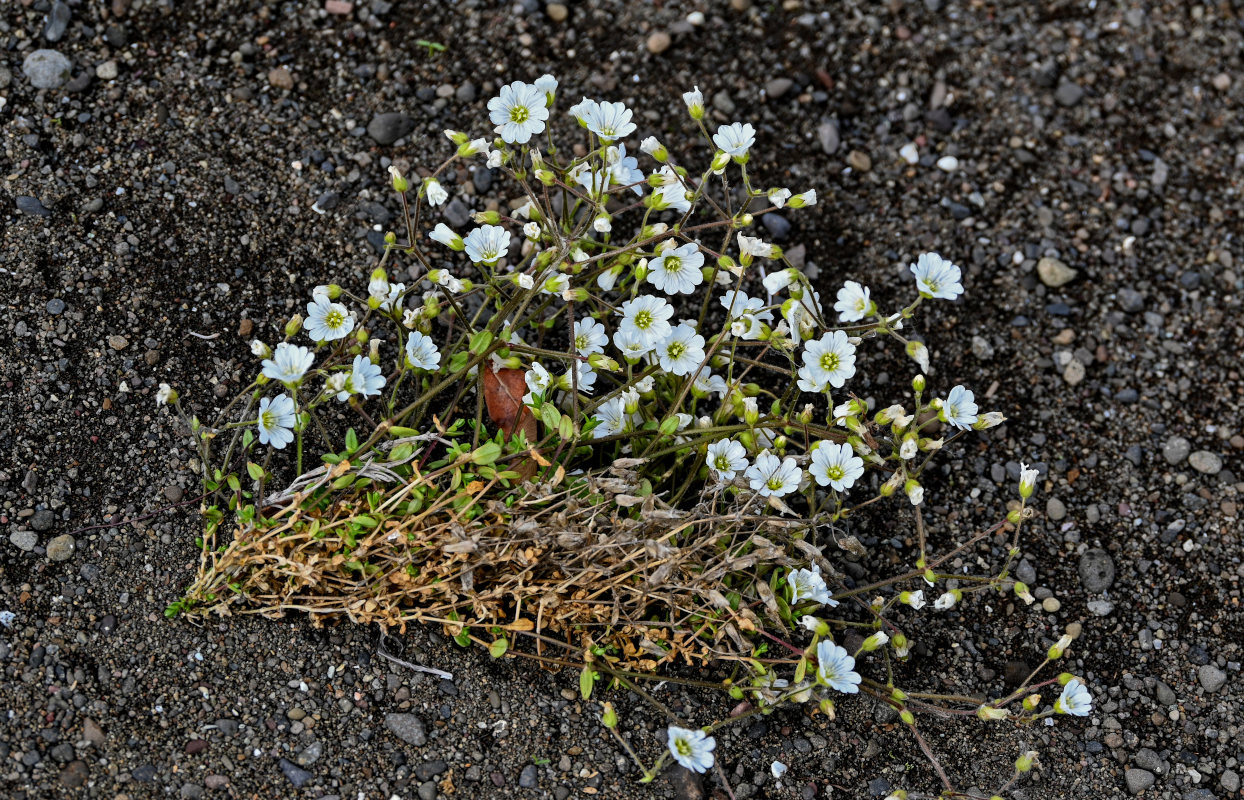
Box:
(162, 76), (1091, 797)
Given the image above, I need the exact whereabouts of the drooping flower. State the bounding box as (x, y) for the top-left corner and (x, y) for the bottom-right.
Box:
(575, 99), (636, 143)
(940, 384), (979, 430)
(533, 73), (558, 103)
(1055, 678), (1093, 717)
(647, 242), (705, 295)
(934, 591), (958, 610)
(656, 323), (705, 376)
(425, 179), (448, 207)
(900, 590), (926, 610)
(666, 726), (716, 774)
(559, 361), (597, 394)
(405, 331), (441, 371)
(706, 438), (748, 482)
(808, 441), (865, 492)
(801, 331), (857, 389)
(744, 451), (802, 498)
(573, 317), (608, 356)
(618, 295), (674, 349)
(650, 166), (692, 213)
(768, 187), (792, 208)
(488, 80), (550, 144)
(262, 343), (315, 385)
(463, 224), (512, 265)
(815, 640), (861, 694)
(306, 295), (354, 342)
(910, 252), (964, 300)
(788, 564), (836, 607)
(713, 122), (756, 159)
(429, 223), (464, 250)
(763, 267), (799, 295)
(256, 394), (296, 449)
(737, 234), (774, 260)
(833, 281), (874, 322)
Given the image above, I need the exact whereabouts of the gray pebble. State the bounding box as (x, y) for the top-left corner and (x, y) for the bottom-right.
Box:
(817, 120), (840, 155)
(367, 112), (415, 145)
(1154, 680), (1176, 706)
(312, 191), (340, 213)
(762, 213), (791, 242)
(1162, 436), (1190, 465)
(1055, 80), (1084, 107)
(22, 49), (73, 90)
(1046, 497), (1067, 521)
(1188, 451), (1222, 475)
(1125, 768), (1155, 795)
(1118, 288), (1145, 313)
(456, 81), (476, 103)
(519, 764), (539, 788)
(295, 741), (322, 766)
(384, 713), (427, 745)
(45, 2), (72, 42)
(46, 298), (66, 315)
(415, 760), (447, 780)
(1133, 748), (1165, 773)
(1016, 558), (1036, 585)
(1198, 664), (1227, 693)
(31, 509), (56, 532)
(46, 534), (76, 561)
(765, 78), (793, 99)
(1037, 257), (1077, 287)
(444, 198), (471, 229)
(473, 167), (493, 194)
(970, 335), (994, 360)
(712, 91), (735, 115)
(9, 530), (37, 552)
(1222, 770), (1240, 794)
(1087, 599), (1114, 616)
(278, 758), (313, 788)
(1077, 549), (1115, 592)
(17, 196), (52, 217)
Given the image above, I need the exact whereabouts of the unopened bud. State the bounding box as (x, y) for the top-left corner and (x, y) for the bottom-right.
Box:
(601, 702), (618, 729)
(388, 165), (409, 193)
(284, 314), (303, 338)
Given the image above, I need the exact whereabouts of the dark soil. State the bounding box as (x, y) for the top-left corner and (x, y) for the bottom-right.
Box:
(3, 1), (1242, 798)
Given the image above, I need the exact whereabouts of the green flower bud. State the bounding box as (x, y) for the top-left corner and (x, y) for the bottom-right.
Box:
(711, 150), (731, 172)
(284, 314), (303, 338)
(911, 374), (926, 393)
(601, 702), (617, 729)
(1015, 751), (1036, 773)
(899, 709), (915, 725)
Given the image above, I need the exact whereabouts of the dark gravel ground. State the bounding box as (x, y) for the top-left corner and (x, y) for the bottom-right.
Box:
(3, 1), (1243, 798)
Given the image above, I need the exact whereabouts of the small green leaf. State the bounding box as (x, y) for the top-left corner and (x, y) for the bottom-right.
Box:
(332, 474), (355, 490)
(322, 453), (343, 464)
(469, 329), (494, 355)
(390, 443), (414, 462)
(659, 416), (679, 436)
(226, 474), (241, 492)
(246, 462), (264, 481)
(449, 351), (470, 373)
(390, 426), (420, 438)
(488, 638), (508, 658)
(794, 656), (808, 684)
(540, 403), (561, 431)
(242, 429), (254, 449)
(579, 665), (596, 700)
(345, 428), (360, 453)
(471, 441), (502, 466)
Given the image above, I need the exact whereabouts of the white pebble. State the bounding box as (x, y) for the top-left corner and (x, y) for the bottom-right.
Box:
(899, 143), (919, 165)
(936, 155), (959, 172)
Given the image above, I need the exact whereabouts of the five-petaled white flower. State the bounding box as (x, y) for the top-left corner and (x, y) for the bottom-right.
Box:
(1055, 678), (1092, 717)
(706, 438), (748, 482)
(789, 564), (837, 607)
(613, 328), (654, 361)
(337, 355), (385, 402)
(809, 441), (865, 492)
(522, 362), (555, 406)
(797, 363), (830, 394)
(573, 317), (608, 356)
(262, 343), (314, 385)
(306, 295), (355, 342)
(464, 224), (511, 265)
(656, 323), (705, 376)
(592, 396), (629, 439)
(910, 252), (964, 300)
(940, 384), (979, 430)
(647, 242), (705, 295)
(667, 725), (716, 774)
(618, 295), (674, 349)
(720, 290), (773, 340)
(815, 640), (861, 694)
(692, 367), (729, 398)
(256, 394), (296, 449)
(744, 451), (802, 498)
(801, 331), (857, 389)
(605, 144), (644, 194)
(713, 122), (756, 159)
(533, 73), (558, 103)
(488, 80), (550, 144)
(574, 99), (636, 143)
(405, 331), (441, 371)
(834, 281), (874, 322)
(425, 179), (448, 207)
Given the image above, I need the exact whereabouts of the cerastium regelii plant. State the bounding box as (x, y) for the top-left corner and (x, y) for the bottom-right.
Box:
(159, 76), (1092, 798)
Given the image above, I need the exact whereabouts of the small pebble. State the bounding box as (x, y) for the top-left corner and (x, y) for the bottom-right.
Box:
(646, 31), (671, 54)
(108, 335), (129, 351)
(847, 150), (872, 172)
(23, 49), (73, 90)
(546, 3), (568, 21)
(46, 298), (66, 315)
(268, 67), (293, 90)
(1198, 664), (1227, 693)
(1041, 597), (1061, 613)
(1077, 549), (1115, 592)
(898, 143), (918, 164)
(1125, 768), (1155, 795)
(46, 534), (76, 562)
(1037, 257), (1077, 287)
(935, 155), (958, 172)
(96, 61), (119, 80)
(1162, 436), (1191, 465)
(1187, 451), (1222, 475)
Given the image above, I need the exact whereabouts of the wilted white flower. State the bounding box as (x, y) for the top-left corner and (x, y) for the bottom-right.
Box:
(901, 590), (926, 610)
(156, 383), (176, 406)
(737, 234), (774, 260)
(256, 394), (296, 449)
(763, 267), (798, 295)
(706, 438), (748, 481)
(262, 343), (315, 385)
(306, 295), (354, 342)
(934, 591), (958, 610)
(769, 187), (791, 208)
(488, 80), (550, 144)
(910, 252), (964, 300)
(425, 179), (448, 207)
(808, 441), (864, 492)
(667, 726), (715, 774)
(251, 339), (271, 358)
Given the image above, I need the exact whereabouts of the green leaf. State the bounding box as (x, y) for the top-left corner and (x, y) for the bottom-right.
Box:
(390, 426), (420, 438)
(794, 656), (808, 684)
(659, 416), (679, 436)
(558, 415), (574, 441)
(390, 443), (414, 462)
(332, 474), (355, 490)
(449, 351), (470, 373)
(540, 403), (562, 431)
(471, 441), (502, 466)
(246, 462), (264, 481)
(322, 453), (343, 464)
(345, 428), (360, 453)
(242, 429), (254, 449)
(226, 474), (241, 492)
(469, 329), (495, 355)
(488, 637), (508, 658)
(579, 665), (596, 700)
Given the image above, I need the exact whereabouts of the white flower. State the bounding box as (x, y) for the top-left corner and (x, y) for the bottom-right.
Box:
(573, 317), (608, 356)
(262, 343), (314, 384)
(902, 590), (926, 610)
(523, 362), (555, 406)
(796, 363), (829, 394)
(593, 215), (611, 233)
(713, 122), (756, 159)
(934, 591), (958, 610)
(744, 451), (801, 497)
(613, 328), (654, 361)
(533, 73), (558, 101)
(910, 252), (964, 300)
(706, 438), (748, 481)
(618, 295), (673, 349)
(378, 282), (405, 312)
(430, 223), (463, 250)
(256, 394), (296, 449)
(523, 221), (541, 240)
(815, 640), (861, 694)
(516, 272), (535, 290)
(682, 86), (704, 118)
(640, 136), (662, 156)
(769, 188), (791, 208)
(575, 99), (636, 143)
(486, 149), (502, 169)
(789, 564), (836, 607)
(337, 355), (385, 401)
(790, 189), (817, 207)
(692, 368), (728, 398)
(808, 442), (865, 491)
(801, 331), (857, 389)
(649, 166), (692, 213)
(464, 224), (511, 265)
(1055, 679), (1092, 717)
(251, 339), (271, 358)
(592, 396), (629, 439)
(606, 144), (644, 194)
(488, 80), (549, 144)
(737, 234), (774, 260)
(899, 436), (918, 460)
(833, 281), (873, 322)
(906, 481), (925, 506)
(656, 323), (705, 376)
(425, 179), (448, 207)
(940, 384), (979, 430)
(405, 331), (441, 371)
(1019, 462), (1039, 497)
(306, 295), (355, 342)
(156, 383), (175, 406)
(666, 725), (715, 774)
(559, 362), (597, 394)
(763, 268), (798, 295)
(647, 242), (704, 295)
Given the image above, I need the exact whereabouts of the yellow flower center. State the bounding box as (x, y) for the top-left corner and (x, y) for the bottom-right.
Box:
(819, 352), (840, 372)
(509, 105), (530, 124)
